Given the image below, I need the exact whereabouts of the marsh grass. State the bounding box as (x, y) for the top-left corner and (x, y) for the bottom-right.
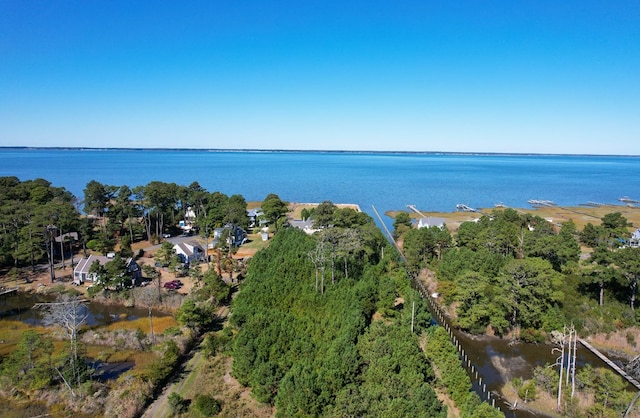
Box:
(1, 312), (179, 368)
(100, 315), (178, 335)
(0, 320), (49, 356)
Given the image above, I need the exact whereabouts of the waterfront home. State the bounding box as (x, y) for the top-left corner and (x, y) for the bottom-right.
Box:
(289, 219), (320, 234)
(417, 217), (446, 229)
(73, 255), (142, 285)
(178, 206), (197, 233)
(74, 255), (109, 284)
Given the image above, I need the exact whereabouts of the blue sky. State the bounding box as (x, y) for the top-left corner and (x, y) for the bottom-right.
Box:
(1, 1), (639, 154)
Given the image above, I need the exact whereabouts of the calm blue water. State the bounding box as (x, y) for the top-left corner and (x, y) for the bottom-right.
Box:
(1, 148), (639, 223)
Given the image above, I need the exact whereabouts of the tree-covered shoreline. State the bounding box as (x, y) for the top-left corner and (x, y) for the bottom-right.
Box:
(398, 206), (640, 416)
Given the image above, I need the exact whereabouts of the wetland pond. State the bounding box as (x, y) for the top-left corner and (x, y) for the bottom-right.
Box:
(443, 317), (635, 417)
(0, 291), (172, 381)
(0, 291), (169, 326)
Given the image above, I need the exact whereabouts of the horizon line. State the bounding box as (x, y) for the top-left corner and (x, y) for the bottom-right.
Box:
(1, 146), (638, 158)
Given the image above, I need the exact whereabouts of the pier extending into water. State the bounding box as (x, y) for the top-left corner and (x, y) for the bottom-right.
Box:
(579, 338), (640, 390)
(407, 204), (427, 218)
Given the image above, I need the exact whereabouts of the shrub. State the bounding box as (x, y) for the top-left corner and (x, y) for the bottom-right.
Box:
(520, 328), (545, 344)
(193, 394), (221, 416)
(626, 332), (636, 347)
(533, 365), (558, 394)
(202, 332), (229, 357)
(514, 379), (537, 402)
(87, 285), (103, 298)
(163, 326), (183, 337)
(168, 392), (189, 414)
(143, 340), (180, 385)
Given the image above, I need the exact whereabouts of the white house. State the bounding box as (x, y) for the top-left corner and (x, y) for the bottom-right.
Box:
(289, 219), (320, 234)
(213, 225), (248, 247)
(73, 255), (142, 285)
(73, 255), (110, 284)
(630, 228), (640, 248)
(417, 217), (446, 229)
(179, 207), (197, 232)
(173, 240), (205, 263)
(247, 208), (266, 227)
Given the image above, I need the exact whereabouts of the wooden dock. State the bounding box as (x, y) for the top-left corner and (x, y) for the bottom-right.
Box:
(0, 287), (18, 297)
(407, 204), (426, 218)
(579, 338), (640, 390)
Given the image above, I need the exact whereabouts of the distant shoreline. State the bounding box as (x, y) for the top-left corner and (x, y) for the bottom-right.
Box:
(1, 146), (638, 158)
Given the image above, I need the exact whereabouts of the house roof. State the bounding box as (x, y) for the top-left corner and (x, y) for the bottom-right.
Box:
(417, 217), (446, 228)
(74, 255), (137, 274)
(174, 240), (204, 257)
(289, 219), (320, 234)
(74, 255), (110, 275)
(632, 228), (640, 240)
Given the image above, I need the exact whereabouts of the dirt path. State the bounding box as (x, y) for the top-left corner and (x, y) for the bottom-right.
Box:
(141, 349), (205, 418)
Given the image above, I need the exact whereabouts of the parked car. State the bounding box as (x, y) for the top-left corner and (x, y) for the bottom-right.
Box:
(163, 281), (178, 290)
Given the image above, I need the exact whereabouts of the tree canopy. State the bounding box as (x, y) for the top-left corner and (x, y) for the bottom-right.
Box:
(230, 222), (459, 416)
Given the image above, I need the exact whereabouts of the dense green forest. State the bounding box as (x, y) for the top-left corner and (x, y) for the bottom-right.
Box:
(230, 208), (502, 417)
(398, 208), (640, 340)
(397, 208), (640, 416)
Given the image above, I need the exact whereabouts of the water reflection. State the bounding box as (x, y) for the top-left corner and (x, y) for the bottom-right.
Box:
(0, 291), (167, 326)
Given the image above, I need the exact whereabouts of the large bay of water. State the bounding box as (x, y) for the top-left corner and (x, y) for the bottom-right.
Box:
(2, 149), (639, 222)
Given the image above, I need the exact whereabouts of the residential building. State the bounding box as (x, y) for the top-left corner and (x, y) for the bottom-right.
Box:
(417, 217), (446, 229)
(630, 228), (640, 248)
(173, 240), (205, 263)
(73, 255), (142, 285)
